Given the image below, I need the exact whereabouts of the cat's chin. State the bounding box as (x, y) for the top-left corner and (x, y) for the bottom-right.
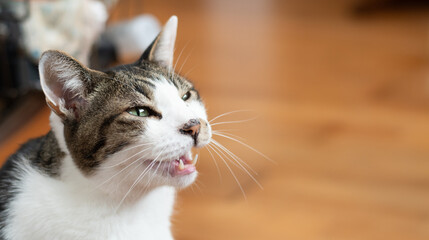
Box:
(168, 170), (198, 189)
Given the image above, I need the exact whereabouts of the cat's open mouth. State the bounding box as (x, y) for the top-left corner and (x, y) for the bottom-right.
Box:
(170, 154), (198, 176)
(144, 151), (198, 177)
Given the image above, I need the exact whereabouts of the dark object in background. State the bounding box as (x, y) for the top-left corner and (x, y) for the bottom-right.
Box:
(353, 0), (429, 16)
(0, 0), (44, 143)
(0, 0), (117, 142)
(0, 0), (38, 100)
(89, 35), (118, 71)
(0, 0), (117, 101)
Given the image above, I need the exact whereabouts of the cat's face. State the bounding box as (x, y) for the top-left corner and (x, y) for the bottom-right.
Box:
(39, 16), (210, 195)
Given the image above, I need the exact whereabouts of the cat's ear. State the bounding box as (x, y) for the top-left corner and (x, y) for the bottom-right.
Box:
(138, 15), (178, 69)
(39, 50), (97, 120)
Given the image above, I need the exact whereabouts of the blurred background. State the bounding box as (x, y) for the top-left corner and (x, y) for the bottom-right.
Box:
(1, 0), (429, 239)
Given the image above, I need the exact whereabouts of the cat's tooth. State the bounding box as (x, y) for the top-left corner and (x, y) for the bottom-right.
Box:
(178, 159), (185, 170)
(192, 154), (199, 165)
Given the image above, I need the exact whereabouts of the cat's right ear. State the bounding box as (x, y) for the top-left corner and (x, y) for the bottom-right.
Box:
(39, 50), (95, 120)
(137, 15), (178, 69)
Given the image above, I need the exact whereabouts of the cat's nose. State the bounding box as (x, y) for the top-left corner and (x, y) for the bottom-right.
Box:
(180, 119), (201, 140)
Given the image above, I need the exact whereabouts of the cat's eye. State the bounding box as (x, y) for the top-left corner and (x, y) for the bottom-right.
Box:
(182, 91), (191, 101)
(127, 107), (150, 117)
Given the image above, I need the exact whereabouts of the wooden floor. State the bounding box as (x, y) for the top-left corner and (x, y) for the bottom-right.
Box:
(1, 0), (429, 239)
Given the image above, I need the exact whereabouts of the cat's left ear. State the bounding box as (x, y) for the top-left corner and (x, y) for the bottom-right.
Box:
(39, 50), (103, 120)
(138, 15), (178, 69)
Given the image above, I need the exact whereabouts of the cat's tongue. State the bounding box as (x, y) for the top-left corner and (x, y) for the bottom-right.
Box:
(171, 154), (198, 176)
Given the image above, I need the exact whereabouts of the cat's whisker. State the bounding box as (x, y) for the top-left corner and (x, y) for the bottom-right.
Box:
(116, 147), (164, 210)
(115, 161), (144, 189)
(209, 142), (245, 173)
(211, 128), (239, 132)
(115, 142), (155, 154)
(150, 155), (164, 179)
(204, 145), (223, 182)
(94, 145), (157, 190)
(212, 132), (275, 163)
(166, 161), (173, 183)
(177, 47), (194, 75)
(139, 163), (158, 196)
(114, 151), (162, 212)
(212, 130), (246, 141)
(173, 41), (190, 75)
(210, 140), (263, 190)
(99, 146), (152, 169)
(206, 144), (247, 199)
(211, 139), (258, 176)
(189, 179), (203, 194)
(132, 152), (166, 202)
(210, 117), (258, 126)
(182, 65), (197, 79)
(134, 165), (157, 200)
(92, 151), (151, 191)
(209, 109), (255, 123)
(137, 150), (169, 199)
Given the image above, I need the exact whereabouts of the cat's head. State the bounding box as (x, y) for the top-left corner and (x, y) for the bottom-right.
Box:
(38, 16), (211, 194)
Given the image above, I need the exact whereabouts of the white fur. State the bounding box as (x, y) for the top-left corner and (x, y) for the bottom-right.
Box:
(4, 114), (176, 240)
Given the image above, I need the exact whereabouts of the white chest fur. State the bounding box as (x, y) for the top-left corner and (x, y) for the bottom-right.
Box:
(4, 159), (176, 240)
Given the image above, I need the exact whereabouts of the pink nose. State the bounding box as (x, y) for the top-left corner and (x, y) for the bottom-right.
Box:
(180, 119), (201, 138)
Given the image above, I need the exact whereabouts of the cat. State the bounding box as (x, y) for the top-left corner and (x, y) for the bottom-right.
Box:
(0, 16), (211, 240)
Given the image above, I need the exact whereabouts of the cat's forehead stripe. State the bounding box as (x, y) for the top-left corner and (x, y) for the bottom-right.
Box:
(133, 76), (156, 88)
(113, 67), (196, 104)
(134, 84), (152, 100)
